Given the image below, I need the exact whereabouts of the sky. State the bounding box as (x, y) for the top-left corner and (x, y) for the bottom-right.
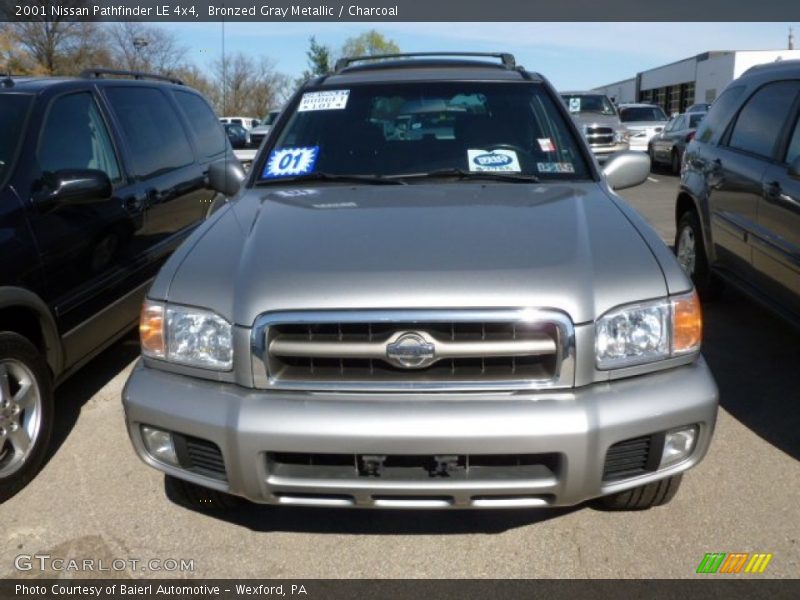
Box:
(161, 22), (798, 90)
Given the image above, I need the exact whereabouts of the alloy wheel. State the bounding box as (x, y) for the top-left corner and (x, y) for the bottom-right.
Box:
(676, 225), (696, 276)
(0, 359), (42, 479)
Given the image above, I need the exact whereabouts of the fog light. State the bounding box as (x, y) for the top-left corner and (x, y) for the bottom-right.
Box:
(661, 426), (698, 468)
(141, 425), (178, 466)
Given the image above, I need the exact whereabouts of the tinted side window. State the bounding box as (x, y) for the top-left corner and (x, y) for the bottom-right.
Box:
(173, 90), (227, 158)
(786, 113), (800, 165)
(105, 87), (193, 179)
(728, 81), (800, 158)
(38, 92), (121, 182)
(696, 85), (745, 144)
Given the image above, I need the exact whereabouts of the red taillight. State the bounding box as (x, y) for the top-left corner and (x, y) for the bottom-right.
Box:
(686, 131), (696, 142)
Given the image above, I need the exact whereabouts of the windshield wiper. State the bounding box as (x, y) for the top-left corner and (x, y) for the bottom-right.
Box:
(256, 172), (406, 186)
(392, 168), (539, 183)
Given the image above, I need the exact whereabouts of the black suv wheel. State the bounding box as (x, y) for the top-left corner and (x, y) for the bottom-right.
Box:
(0, 333), (54, 503)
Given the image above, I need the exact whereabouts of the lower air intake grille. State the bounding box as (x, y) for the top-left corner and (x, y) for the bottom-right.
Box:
(603, 435), (662, 482)
(175, 435), (227, 481)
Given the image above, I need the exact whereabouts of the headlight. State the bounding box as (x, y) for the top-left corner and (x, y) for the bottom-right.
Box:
(614, 128), (631, 143)
(595, 291), (702, 369)
(140, 300), (233, 370)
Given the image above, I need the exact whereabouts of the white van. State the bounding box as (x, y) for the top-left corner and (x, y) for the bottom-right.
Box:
(219, 116), (260, 130)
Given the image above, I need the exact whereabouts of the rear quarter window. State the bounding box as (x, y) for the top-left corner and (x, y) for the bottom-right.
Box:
(174, 90), (227, 158)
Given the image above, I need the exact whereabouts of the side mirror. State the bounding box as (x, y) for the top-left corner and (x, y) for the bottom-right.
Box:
(602, 151), (651, 190)
(788, 156), (800, 180)
(34, 169), (112, 210)
(207, 158), (246, 197)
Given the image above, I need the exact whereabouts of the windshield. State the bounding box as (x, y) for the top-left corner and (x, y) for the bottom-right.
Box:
(619, 106), (667, 122)
(560, 94), (617, 116)
(258, 82), (590, 182)
(0, 94), (33, 187)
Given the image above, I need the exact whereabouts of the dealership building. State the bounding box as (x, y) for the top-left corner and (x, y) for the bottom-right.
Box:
(594, 49), (800, 114)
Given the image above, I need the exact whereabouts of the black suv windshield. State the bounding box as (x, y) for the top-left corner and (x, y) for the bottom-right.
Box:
(258, 82), (590, 182)
(0, 94), (33, 187)
(560, 94), (617, 116)
(619, 106), (667, 122)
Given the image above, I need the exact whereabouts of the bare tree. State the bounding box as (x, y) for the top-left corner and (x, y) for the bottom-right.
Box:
(0, 23), (31, 73)
(212, 52), (291, 117)
(8, 0), (105, 74)
(107, 23), (188, 74)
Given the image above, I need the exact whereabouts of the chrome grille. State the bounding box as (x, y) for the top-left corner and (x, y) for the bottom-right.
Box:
(251, 309), (575, 391)
(584, 126), (614, 146)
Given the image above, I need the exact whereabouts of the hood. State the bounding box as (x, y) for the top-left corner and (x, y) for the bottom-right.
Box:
(250, 124), (272, 135)
(569, 113), (622, 128)
(163, 183), (668, 326)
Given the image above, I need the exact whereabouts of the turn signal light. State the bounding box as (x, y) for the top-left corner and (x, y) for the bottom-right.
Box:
(140, 300), (165, 358)
(671, 291), (702, 355)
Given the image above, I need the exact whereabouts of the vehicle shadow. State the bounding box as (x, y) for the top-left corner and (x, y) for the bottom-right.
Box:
(701, 289), (800, 461)
(164, 483), (585, 534)
(44, 330), (140, 467)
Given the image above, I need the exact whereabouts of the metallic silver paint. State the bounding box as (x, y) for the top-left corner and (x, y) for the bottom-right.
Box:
(123, 357), (718, 508)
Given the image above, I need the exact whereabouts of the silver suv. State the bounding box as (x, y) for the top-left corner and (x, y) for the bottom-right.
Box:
(123, 53), (718, 511)
(560, 91), (630, 162)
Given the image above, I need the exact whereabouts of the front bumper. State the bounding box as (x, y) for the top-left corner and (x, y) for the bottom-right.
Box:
(123, 358), (718, 508)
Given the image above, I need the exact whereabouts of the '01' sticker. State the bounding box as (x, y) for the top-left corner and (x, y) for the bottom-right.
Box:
(263, 147), (319, 178)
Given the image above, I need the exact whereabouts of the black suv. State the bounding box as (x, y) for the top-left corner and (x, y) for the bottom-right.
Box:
(675, 60), (800, 324)
(0, 69), (231, 501)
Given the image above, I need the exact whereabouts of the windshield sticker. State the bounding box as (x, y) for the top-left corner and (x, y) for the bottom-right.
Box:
(537, 162), (575, 174)
(298, 90), (350, 112)
(537, 138), (556, 152)
(568, 98), (581, 113)
(467, 149), (521, 172)
(263, 146), (319, 178)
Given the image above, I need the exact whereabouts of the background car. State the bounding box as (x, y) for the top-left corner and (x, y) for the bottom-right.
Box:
(648, 112), (706, 173)
(560, 91), (629, 162)
(219, 116), (260, 130)
(618, 103), (669, 152)
(675, 60), (800, 325)
(224, 123), (250, 149)
(686, 103), (712, 113)
(0, 68), (231, 502)
(248, 109), (281, 148)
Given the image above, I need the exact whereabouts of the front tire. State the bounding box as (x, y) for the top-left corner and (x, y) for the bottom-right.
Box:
(164, 475), (243, 510)
(675, 210), (723, 300)
(670, 148), (681, 174)
(0, 333), (54, 503)
(595, 474), (682, 510)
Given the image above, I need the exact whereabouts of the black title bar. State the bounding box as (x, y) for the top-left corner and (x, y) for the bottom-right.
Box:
(3, 0), (800, 22)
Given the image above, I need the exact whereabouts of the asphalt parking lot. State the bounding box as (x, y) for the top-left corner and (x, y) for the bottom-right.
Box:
(1, 172), (798, 579)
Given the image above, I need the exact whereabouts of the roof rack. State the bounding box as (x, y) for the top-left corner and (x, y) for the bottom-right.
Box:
(79, 68), (184, 85)
(334, 52), (517, 73)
